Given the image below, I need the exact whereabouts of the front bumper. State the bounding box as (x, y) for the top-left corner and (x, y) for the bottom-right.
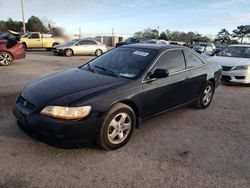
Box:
(13, 103), (102, 143)
(222, 69), (250, 84)
(53, 49), (64, 56)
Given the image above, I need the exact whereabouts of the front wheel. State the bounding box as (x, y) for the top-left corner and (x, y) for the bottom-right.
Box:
(194, 81), (214, 109)
(65, 49), (73, 57)
(0, 52), (13, 66)
(95, 49), (103, 56)
(96, 103), (136, 150)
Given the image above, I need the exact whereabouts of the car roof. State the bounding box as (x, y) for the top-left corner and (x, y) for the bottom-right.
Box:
(121, 43), (184, 52)
(230, 44), (250, 47)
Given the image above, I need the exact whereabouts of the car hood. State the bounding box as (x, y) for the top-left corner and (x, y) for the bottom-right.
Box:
(22, 68), (128, 107)
(55, 44), (72, 49)
(208, 56), (250, 66)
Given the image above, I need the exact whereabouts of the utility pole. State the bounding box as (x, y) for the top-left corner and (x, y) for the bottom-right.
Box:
(157, 26), (160, 39)
(79, 27), (81, 39)
(111, 28), (114, 46)
(21, 0), (26, 33)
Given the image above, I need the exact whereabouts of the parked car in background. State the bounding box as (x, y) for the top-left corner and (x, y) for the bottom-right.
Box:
(14, 44), (221, 150)
(21, 32), (64, 51)
(193, 43), (216, 56)
(208, 45), (250, 84)
(144, 39), (169, 45)
(53, 39), (107, 57)
(214, 44), (228, 54)
(115, 37), (139, 47)
(0, 30), (25, 66)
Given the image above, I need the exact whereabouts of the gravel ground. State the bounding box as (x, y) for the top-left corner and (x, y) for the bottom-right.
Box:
(0, 50), (250, 188)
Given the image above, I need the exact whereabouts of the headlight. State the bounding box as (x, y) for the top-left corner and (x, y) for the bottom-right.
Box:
(40, 106), (91, 120)
(232, 65), (250, 70)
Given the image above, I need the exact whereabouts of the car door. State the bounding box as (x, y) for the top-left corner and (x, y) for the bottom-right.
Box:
(141, 49), (191, 118)
(73, 40), (89, 55)
(85, 40), (98, 54)
(27, 33), (42, 48)
(183, 50), (207, 99)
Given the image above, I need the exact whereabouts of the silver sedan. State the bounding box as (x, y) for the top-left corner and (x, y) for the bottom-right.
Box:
(53, 39), (107, 57)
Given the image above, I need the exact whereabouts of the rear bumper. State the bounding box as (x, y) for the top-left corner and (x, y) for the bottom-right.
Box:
(222, 70), (250, 84)
(13, 104), (102, 143)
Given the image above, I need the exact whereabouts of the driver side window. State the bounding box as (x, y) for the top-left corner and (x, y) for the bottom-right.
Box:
(154, 50), (186, 74)
(29, 33), (39, 39)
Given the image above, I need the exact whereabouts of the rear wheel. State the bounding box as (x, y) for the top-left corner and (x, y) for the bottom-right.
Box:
(96, 103), (135, 150)
(22, 43), (27, 51)
(65, 49), (73, 57)
(95, 49), (103, 56)
(194, 81), (214, 109)
(0, 52), (13, 66)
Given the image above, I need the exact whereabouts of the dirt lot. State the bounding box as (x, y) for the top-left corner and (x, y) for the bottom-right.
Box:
(0, 50), (250, 188)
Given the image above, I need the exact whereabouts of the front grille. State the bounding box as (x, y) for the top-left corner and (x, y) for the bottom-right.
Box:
(222, 66), (232, 71)
(235, 76), (245, 80)
(17, 96), (36, 112)
(221, 76), (231, 82)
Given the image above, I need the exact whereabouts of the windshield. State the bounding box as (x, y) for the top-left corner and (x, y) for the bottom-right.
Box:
(65, 39), (79, 45)
(217, 46), (250, 58)
(124, 37), (135, 43)
(81, 47), (158, 79)
(22, 33), (30, 38)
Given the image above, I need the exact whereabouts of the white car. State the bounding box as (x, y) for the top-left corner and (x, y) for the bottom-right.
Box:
(144, 39), (169, 45)
(208, 45), (250, 84)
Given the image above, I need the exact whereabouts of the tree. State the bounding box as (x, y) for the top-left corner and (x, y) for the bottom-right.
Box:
(232, 25), (250, 44)
(26, 16), (48, 32)
(215, 29), (231, 44)
(159, 32), (167, 40)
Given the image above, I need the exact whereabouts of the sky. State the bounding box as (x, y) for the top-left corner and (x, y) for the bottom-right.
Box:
(0, 0), (250, 38)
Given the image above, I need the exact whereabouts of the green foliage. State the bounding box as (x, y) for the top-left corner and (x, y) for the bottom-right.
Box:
(232, 25), (250, 44)
(134, 28), (158, 39)
(26, 16), (48, 32)
(214, 29), (231, 44)
(0, 16), (48, 33)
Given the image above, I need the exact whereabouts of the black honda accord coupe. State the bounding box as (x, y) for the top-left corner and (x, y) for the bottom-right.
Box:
(13, 44), (222, 150)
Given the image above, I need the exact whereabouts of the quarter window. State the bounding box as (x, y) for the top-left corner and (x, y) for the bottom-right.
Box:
(29, 33), (39, 39)
(154, 50), (185, 74)
(184, 50), (204, 68)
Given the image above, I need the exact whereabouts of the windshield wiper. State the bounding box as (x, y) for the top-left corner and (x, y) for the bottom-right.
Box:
(86, 63), (95, 73)
(94, 65), (119, 77)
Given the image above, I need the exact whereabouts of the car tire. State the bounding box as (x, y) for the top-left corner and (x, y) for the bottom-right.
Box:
(65, 49), (73, 57)
(95, 49), (103, 56)
(0, 52), (13, 66)
(194, 81), (214, 109)
(22, 43), (27, 51)
(96, 103), (136, 150)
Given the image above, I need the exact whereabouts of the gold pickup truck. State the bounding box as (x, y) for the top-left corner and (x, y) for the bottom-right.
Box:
(20, 32), (64, 50)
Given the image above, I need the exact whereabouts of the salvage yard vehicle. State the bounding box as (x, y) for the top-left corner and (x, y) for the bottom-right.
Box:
(20, 32), (64, 51)
(144, 39), (169, 45)
(115, 37), (140, 47)
(208, 45), (250, 84)
(53, 39), (107, 57)
(13, 44), (222, 150)
(0, 31), (25, 66)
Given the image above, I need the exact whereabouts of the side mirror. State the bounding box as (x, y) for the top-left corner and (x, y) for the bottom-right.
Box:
(149, 69), (169, 79)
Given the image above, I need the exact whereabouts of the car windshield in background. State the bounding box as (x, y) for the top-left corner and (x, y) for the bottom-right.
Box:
(124, 37), (135, 43)
(217, 46), (250, 58)
(81, 47), (158, 79)
(21, 33), (30, 38)
(65, 40), (78, 45)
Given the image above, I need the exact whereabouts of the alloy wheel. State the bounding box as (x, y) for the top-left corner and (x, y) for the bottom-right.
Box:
(107, 112), (132, 145)
(202, 85), (213, 106)
(0, 52), (12, 66)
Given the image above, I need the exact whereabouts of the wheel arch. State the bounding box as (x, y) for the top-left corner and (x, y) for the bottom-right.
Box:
(208, 78), (215, 90)
(108, 100), (141, 129)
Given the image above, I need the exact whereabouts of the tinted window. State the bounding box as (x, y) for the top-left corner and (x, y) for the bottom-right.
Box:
(82, 47), (158, 79)
(78, 40), (88, 45)
(86, 40), (97, 45)
(217, 46), (250, 58)
(154, 50), (185, 74)
(30, 33), (39, 39)
(184, 50), (204, 68)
